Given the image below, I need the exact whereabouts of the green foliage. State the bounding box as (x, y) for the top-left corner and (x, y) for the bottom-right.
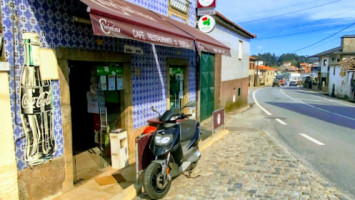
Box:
(252, 53), (318, 67)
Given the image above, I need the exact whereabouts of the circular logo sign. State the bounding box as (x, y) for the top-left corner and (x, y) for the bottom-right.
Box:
(198, 15), (216, 33)
(198, 0), (214, 7)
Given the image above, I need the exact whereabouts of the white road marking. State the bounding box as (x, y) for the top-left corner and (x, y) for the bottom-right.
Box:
(300, 133), (325, 146)
(275, 118), (287, 125)
(280, 89), (355, 121)
(298, 99), (323, 102)
(253, 89), (272, 116)
(300, 89), (355, 107)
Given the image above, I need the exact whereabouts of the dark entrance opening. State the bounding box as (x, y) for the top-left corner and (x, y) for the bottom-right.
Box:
(69, 61), (95, 155)
(69, 60), (124, 182)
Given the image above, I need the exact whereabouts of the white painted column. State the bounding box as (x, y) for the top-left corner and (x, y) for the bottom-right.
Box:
(0, 72), (19, 200)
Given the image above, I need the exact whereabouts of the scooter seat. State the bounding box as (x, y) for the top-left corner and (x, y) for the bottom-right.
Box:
(180, 119), (197, 142)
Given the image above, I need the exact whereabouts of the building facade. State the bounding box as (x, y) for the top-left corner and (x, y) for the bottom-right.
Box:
(249, 56), (257, 87)
(258, 65), (275, 87)
(206, 11), (256, 111)
(313, 35), (355, 97)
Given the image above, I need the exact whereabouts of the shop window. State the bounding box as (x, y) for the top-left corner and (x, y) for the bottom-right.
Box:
(169, 67), (185, 109)
(96, 65), (124, 131)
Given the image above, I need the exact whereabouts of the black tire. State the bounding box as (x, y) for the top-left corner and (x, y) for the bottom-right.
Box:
(143, 163), (171, 199)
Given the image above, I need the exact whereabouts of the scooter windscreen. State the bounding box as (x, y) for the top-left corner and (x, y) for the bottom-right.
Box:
(149, 125), (180, 156)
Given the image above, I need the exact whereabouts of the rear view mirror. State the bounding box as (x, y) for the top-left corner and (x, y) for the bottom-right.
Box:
(151, 106), (161, 117)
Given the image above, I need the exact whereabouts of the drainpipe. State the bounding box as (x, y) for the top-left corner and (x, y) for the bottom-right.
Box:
(10, 0), (21, 125)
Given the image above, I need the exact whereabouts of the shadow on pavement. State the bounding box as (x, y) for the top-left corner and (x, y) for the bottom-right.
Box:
(267, 102), (355, 129)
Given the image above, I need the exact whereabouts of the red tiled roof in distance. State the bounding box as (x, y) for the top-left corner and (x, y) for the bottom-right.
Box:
(250, 56), (257, 60)
(258, 65), (275, 71)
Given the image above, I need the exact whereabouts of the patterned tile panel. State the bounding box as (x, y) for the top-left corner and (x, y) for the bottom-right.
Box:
(1, 0), (197, 170)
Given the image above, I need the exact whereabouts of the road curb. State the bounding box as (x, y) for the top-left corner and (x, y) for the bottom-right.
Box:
(112, 129), (230, 200)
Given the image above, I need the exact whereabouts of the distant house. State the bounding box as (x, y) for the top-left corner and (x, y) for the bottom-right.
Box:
(256, 61), (264, 66)
(285, 65), (299, 72)
(258, 65), (275, 86)
(312, 35), (355, 100)
(249, 56), (257, 87)
(300, 62), (312, 74)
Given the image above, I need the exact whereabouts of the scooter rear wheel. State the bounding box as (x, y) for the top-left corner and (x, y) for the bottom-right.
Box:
(144, 163), (171, 199)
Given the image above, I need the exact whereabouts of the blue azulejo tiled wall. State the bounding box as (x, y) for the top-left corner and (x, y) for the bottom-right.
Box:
(1, 0), (197, 170)
(132, 45), (197, 129)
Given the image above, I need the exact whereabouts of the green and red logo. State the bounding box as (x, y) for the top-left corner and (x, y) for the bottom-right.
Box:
(198, 15), (216, 33)
(202, 16), (210, 26)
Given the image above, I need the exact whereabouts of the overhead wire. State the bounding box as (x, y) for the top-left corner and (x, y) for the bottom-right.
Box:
(256, 23), (351, 40)
(237, 0), (342, 24)
(292, 22), (355, 53)
(233, 0), (326, 22)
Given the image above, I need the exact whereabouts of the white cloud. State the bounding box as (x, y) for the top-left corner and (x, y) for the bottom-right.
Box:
(217, 0), (355, 23)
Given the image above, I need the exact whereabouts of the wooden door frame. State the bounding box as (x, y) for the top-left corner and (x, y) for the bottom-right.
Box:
(56, 47), (132, 190)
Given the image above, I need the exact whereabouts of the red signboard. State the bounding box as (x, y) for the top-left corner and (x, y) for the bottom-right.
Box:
(197, 0), (216, 9)
(81, 0), (195, 50)
(81, 0), (230, 56)
(90, 14), (194, 50)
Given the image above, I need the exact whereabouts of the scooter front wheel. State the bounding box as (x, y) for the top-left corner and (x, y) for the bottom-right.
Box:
(143, 163), (171, 199)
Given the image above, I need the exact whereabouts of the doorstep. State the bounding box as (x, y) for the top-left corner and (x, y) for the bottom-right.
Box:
(53, 163), (136, 200)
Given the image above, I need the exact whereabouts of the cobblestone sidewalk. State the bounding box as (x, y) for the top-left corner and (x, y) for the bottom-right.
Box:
(136, 128), (349, 200)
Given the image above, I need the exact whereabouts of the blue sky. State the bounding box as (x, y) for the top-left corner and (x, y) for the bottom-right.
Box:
(217, 0), (355, 56)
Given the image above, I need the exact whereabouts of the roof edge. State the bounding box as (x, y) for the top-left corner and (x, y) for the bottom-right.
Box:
(215, 11), (257, 39)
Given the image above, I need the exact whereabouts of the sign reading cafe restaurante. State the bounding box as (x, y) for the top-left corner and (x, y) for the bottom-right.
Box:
(90, 14), (194, 50)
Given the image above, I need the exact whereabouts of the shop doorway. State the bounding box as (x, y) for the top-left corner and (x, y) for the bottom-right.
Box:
(169, 66), (185, 109)
(69, 61), (124, 182)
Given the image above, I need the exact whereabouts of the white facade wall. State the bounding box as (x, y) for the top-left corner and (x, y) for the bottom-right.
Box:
(328, 66), (353, 98)
(207, 24), (251, 81)
(321, 57), (329, 74)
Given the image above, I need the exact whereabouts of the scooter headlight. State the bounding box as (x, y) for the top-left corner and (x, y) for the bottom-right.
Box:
(154, 134), (173, 146)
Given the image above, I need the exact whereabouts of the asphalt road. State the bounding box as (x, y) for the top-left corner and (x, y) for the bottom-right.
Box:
(251, 86), (355, 198)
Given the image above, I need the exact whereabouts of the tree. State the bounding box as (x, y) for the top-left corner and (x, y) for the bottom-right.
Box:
(252, 53), (317, 68)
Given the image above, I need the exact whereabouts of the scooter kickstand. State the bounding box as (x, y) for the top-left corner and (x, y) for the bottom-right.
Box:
(184, 170), (200, 179)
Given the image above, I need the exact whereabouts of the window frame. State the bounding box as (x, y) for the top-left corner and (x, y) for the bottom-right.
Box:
(238, 40), (243, 60)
